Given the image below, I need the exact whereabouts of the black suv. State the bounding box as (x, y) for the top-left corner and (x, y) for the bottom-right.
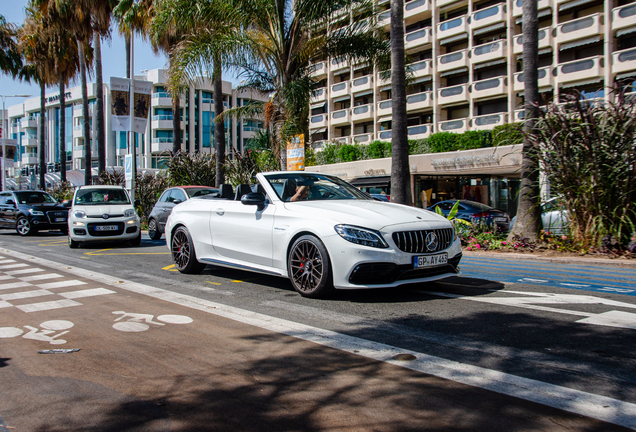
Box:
(0, 190), (69, 236)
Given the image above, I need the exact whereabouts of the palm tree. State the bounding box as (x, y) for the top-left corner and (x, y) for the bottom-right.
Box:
(0, 15), (23, 78)
(508, 0), (542, 242)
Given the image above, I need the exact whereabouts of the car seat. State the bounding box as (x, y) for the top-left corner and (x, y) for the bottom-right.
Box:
(219, 184), (234, 200)
(234, 184), (252, 200)
(281, 179), (297, 201)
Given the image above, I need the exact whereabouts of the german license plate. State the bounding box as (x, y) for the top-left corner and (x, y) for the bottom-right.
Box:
(54, 218), (66, 222)
(414, 253), (448, 268)
(95, 225), (118, 231)
(494, 217), (507, 222)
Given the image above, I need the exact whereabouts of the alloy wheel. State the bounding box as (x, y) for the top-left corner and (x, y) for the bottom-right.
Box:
(171, 229), (191, 271)
(290, 240), (325, 293)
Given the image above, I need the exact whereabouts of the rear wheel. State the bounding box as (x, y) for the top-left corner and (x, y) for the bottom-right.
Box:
(16, 217), (35, 236)
(171, 226), (205, 274)
(288, 235), (333, 298)
(68, 236), (79, 249)
(148, 218), (162, 240)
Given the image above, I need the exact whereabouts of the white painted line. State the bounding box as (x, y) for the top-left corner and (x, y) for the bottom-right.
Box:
(0, 300), (12, 308)
(0, 289), (54, 301)
(59, 288), (116, 299)
(19, 273), (64, 282)
(16, 299), (82, 313)
(0, 275), (15, 281)
(560, 283), (591, 288)
(7, 248), (636, 430)
(0, 260), (16, 264)
(36, 280), (86, 290)
(0, 263), (29, 270)
(0, 281), (33, 291)
(4, 268), (45, 275)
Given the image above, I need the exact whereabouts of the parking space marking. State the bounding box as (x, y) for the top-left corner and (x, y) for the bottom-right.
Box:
(85, 248), (170, 256)
(19, 273), (64, 282)
(16, 299), (83, 313)
(59, 288), (116, 299)
(205, 281), (222, 286)
(162, 264), (178, 271)
(36, 280), (86, 290)
(5, 268), (45, 275)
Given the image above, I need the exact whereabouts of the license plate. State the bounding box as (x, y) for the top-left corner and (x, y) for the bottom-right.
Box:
(494, 217), (507, 222)
(95, 225), (118, 231)
(414, 253), (448, 268)
(54, 218), (66, 222)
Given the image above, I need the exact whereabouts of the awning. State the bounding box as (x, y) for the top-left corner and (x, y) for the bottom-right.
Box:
(332, 95), (351, 103)
(559, 0), (595, 12)
(560, 36), (600, 51)
(616, 71), (636, 81)
(353, 62), (369, 70)
(516, 8), (551, 24)
(439, 33), (468, 46)
(378, 115), (393, 122)
(310, 127), (327, 134)
(439, 67), (468, 78)
(516, 47), (552, 60)
(473, 22), (505, 36)
(559, 78), (602, 89)
(411, 76), (432, 84)
(349, 175), (391, 187)
(352, 90), (374, 97)
(473, 58), (507, 70)
(380, 85), (392, 92)
(617, 26), (636, 38)
(310, 101), (326, 109)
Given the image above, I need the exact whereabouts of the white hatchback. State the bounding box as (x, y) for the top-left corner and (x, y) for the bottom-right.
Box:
(67, 185), (141, 248)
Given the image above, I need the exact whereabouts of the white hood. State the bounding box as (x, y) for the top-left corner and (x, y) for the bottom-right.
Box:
(79, 204), (133, 216)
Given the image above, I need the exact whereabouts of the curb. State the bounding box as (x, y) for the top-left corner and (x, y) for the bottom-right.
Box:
(461, 250), (636, 268)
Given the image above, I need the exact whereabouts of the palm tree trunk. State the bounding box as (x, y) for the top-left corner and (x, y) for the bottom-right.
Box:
(95, 32), (106, 176)
(509, 0), (541, 241)
(125, 34), (131, 79)
(79, 41), (92, 186)
(389, 0), (411, 205)
(172, 94), (181, 153)
(214, 65), (225, 186)
(39, 82), (46, 190)
(59, 79), (66, 183)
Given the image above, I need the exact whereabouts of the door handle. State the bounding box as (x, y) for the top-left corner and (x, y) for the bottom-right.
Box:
(215, 208), (225, 216)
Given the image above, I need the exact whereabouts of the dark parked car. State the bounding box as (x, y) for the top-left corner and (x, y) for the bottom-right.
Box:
(428, 199), (510, 231)
(371, 193), (390, 202)
(0, 190), (69, 236)
(148, 186), (219, 240)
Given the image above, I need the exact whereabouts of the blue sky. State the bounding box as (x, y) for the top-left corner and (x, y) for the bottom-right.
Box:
(1, 1), (238, 107)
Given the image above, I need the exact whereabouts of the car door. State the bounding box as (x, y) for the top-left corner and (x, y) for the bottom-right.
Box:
(153, 189), (173, 229)
(163, 189), (187, 224)
(0, 193), (8, 227)
(3, 193), (19, 227)
(210, 191), (276, 267)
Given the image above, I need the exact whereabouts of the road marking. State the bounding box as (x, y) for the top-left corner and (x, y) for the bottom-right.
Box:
(0, 289), (54, 300)
(16, 299), (82, 313)
(37, 240), (69, 246)
(0, 263), (29, 270)
(59, 288), (116, 299)
(5, 249), (636, 429)
(205, 281), (222, 286)
(36, 280), (87, 290)
(162, 264), (179, 271)
(0, 259), (16, 264)
(0, 282), (33, 291)
(86, 248), (170, 256)
(0, 275), (15, 281)
(19, 273), (64, 282)
(4, 268), (45, 275)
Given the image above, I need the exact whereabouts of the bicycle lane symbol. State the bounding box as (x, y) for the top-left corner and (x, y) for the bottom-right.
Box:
(112, 311), (193, 332)
(0, 320), (74, 345)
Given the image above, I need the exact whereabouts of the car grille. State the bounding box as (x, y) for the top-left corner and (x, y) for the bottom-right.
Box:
(349, 253), (462, 285)
(87, 222), (125, 236)
(88, 214), (124, 218)
(392, 228), (453, 254)
(46, 211), (68, 224)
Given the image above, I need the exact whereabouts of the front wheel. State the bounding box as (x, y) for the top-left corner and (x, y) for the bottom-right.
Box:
(147, 218), (162, 240)
(171, 226), (205, 274)
(16, 216), (35, 236)
(69, 236), (79, 249)
(129, 231), (142, 246)
(288, 235), (333, 298)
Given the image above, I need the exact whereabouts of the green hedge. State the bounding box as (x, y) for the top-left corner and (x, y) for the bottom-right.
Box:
(492, 122), (524, 146)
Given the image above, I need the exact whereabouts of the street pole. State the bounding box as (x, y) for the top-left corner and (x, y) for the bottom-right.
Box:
(1, 94), (31, 191)
(129, 37), (136, 203)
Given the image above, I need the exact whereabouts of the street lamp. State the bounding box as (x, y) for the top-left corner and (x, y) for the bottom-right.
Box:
(1, 94), (31, 191)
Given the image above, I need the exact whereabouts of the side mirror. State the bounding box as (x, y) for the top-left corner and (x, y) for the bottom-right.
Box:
(172, 199), (183, 205)
(241, 192), (266, 211)
(134, 199), (140, 207)
(62, 200), (72, 208)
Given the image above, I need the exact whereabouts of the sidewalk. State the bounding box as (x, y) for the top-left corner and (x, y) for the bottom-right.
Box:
(462, 250), (636, 268)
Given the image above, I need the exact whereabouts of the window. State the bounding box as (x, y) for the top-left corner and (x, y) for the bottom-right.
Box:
(169, 189), (187, 203)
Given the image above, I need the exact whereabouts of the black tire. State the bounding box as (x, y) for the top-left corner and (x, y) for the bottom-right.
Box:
(130, 231), (142, 246)
(288, 234), (333, 298)
(16, 216), (35, 236)
(171, 226), (205, 274)
(60, 226), (68, 235)
(68, 236), (79, 249)
(148, 218), (162, 240)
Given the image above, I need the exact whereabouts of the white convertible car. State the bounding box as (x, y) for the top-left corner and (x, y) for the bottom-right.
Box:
(165, 172), (462, 298)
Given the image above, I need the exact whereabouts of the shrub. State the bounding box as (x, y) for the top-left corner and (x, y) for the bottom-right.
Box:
(337, 143), (363, 162)
(456, 130), (491, 150)
(316, 141), (341, 165)
(427, 132), (459, 153)
(409, 139), (431, 155)
(492, 123), (524, 147)
(224, 151), (260, 186)
(135, 172), (170, 224)
(166, 151), (216, 187)
(366, 140), (386, 158)
(46, 181), (75, 201)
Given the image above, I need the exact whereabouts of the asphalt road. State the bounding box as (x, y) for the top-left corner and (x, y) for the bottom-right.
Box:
(1, 230), (636, 431)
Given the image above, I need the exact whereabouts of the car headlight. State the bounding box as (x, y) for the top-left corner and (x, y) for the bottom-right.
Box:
(452, 224), (458, 241)
(73, 210), (86, 219)
(29, 209), (44, 216)
(334, 224), (389, 248)
(124, 209), (137, 218)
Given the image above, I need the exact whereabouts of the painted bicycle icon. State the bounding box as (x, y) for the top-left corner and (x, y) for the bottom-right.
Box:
(112, 311), (193, 332)
(0, 320), (74, 345)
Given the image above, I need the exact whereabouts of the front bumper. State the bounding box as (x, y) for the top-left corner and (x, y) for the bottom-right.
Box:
(69, 218), (140, 242)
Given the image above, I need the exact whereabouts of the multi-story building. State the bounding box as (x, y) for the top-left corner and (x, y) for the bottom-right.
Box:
(4, 68), (266, 188)
(306, 0), (636, 212)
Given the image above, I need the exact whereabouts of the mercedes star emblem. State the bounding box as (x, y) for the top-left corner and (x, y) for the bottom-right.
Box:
(425, 232), (438, 251)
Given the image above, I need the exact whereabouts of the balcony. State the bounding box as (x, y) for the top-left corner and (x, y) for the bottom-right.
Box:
(351, 75), (373, 94)
(21, 118), (37, 128)
(514, 66), (554, 91)
(472, 113), (507, 130)
(151, 92), (173, 107)
(353, 133), (372, 143)
(513, 28), (552, 54)
(437, 84), (468, 105)
(612, 3), (636, 34)
(72, 145), (85, 159)
(310, 61), (327, 77)
(406, 91), (433, 110)
(437, 16), (468, 40)
(470, 3), (506, 31)
(331, 81), (349, 99)
(556, 13), (604, 46)
(21, 153), (38, 165)
(312, 140), (326, 149)
(405, 28), (432, 51)
(310, 114), (328, 129)
(556, 56), (604, 85)
(514, 109), (525, 122)
(513, 0), (552, 17)
(472, 40), (507, 64)
(333, 136), (350, 144)
(151, 115), (174, 130)
(378, 10), (391, 28)
(471, 77), (507, 100)
(351, 104), (373, 121)
(331, 109), (351, 125)
(331, 57), (349, 72)
(23, 138), (38, 148)
(377, 100), (392, 117)
(378, 130), (393, 141)
(612, 47), (636, 75)
(436, 0), (461, 8)
(151, 138), (173, 153)
(437, 49), (469, 73)
(408, 59), (432, 79)
(407, 124), (431, 139)
(311, 88), (327, 103)
(404, 0), (429, 19)
(439, 119), (467, 133)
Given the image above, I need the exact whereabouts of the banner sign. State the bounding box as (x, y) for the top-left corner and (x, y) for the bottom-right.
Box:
(286, 134), (305, 171)
(0, 139), (17, 159)
(110, 78), (152, 133)
(133, 79), (152, 134)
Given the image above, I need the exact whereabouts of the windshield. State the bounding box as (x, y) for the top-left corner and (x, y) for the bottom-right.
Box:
(185, 187), (219, 198)
(264, 173), (371, 202)
(14, 192), (57, 204)
(74, 188), (130, 205)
